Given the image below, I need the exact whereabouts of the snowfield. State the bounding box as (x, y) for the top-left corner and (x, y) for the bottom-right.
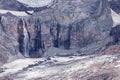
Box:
(0, 55), (120, 80)
(0, 58), (45, 75)
(17, 0), (54, 7)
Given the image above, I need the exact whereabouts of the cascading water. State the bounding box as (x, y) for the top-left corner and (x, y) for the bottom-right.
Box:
(22, 19), (29, 57)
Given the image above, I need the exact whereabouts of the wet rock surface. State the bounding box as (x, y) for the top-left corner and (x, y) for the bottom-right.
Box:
(0, 0), (114, 66)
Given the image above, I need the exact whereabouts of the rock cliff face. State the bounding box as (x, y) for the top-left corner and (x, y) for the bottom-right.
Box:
(0, 14), (23, 66)
(0, 0), (113, 66)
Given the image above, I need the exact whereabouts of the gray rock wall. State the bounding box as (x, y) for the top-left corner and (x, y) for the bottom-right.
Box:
(0, 0), (113, 65)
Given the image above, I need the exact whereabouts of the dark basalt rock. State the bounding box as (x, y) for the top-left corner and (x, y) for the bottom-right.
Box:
(109, 0), (120, 13)
(110, 25), (120, 44)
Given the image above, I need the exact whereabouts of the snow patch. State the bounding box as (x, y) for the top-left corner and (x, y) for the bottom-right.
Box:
(17, 0), (53, 7)
(50, 56), (88, 63)
(111, 9), (120, 27)
(0, 58), (45, 76)
(0, 9), (33, 16)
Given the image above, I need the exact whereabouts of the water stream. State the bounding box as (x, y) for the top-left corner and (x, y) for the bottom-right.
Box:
(23, 19), (29, 57)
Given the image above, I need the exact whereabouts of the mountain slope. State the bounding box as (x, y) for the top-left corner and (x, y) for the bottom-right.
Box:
(0, 54), (120, 80)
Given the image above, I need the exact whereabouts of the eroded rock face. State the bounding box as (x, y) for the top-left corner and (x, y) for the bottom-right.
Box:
(0, 14), (23, 66)
(0, 0), (113, 65)
(26, 0), (113, 57)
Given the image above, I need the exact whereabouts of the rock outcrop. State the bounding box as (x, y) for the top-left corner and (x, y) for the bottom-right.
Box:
(109, 0), (120, 13)
(0, 0), (113, 66)
(23, 0), (113, 57)
(0, 14), (23, 66)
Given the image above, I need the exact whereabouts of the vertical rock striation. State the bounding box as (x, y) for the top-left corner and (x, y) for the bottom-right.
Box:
(0, 0), (113, 65)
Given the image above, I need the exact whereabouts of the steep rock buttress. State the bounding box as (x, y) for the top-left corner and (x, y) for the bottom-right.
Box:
(0, 0), (113, 66)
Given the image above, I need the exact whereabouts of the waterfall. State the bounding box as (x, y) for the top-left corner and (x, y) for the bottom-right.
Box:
(22, 19), (29, 57)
